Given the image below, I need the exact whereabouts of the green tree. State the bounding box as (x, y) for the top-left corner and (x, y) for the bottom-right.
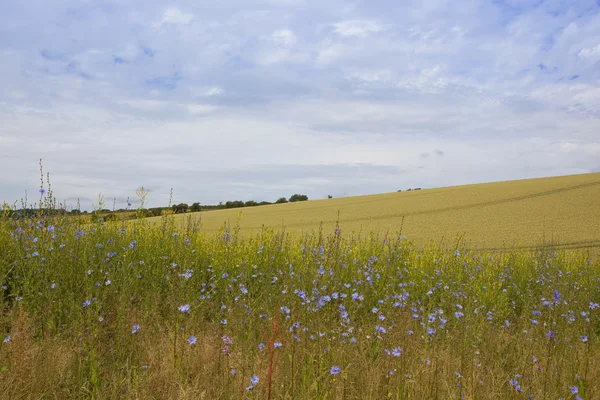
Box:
(289, 194), (308, 202)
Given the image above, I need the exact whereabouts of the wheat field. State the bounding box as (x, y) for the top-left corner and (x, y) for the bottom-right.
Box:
(151, 172), (600, 250)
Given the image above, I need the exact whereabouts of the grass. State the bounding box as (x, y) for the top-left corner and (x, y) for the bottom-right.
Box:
(1, 170), (599, 399)
(1, 194), (600, 398)
(150, 172), (600, 250)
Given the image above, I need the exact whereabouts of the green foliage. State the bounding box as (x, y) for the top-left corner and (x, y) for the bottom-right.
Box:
(0, 210), (599, 399)
(288, 194), (308, 202)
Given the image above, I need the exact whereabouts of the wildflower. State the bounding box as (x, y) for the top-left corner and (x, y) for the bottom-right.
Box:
(39, 188), (46, 195)
(553, 290), (561, 303)
(98, 317), (104, 322)
(132, 324), (140, 334)
(3, 335), (9, 343)
(188, 336), (197, 345)
(546, 330), (554, 338)
(455, 311), (464, 318)
(570, 386), (578, 394)
(178, 304), (190, 313)
(221, 319), (227, 325)
(83, 299), (91, 307)
(392, 347), (402, 357)
(375, 325), (386, 334)
(47, 225), (54, 233)
(531, 320), (538, 325)
(274, 342), (282, 348)
(330, 366), (341, 375)
(258, 343), (265, 350)
(581, 336), (588, 343)
(231, 369), (237, 375)
(50, 283), (56, 289)
(222, 335), (232, 345)
(251, 375), (259, 385)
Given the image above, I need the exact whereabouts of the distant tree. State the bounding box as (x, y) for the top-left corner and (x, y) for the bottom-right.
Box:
(289, 194), (308, 202)
(414, 188), (422, 191)
(328, 195), (333, 199)
(397, 190), (402, 192)
(275, 197), (288, 204)
(225, 200), (244, 209)
(258, 201), (271, 206)
(244, 200), (258, 207)
(190, 202), (201, 212)
(172, 203), (189, 214)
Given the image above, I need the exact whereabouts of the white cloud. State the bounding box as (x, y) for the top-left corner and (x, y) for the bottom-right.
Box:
(271, 29), (296, 46)
(156, 7), (194, 26)
(186, 104), (217, 114)
(578, 44), (600, 59)
(333, 20), (383, 37)
(205, 87), (223, 96)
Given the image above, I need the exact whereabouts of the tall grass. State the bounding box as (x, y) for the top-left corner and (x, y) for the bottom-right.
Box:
(1, 190), (599, 399)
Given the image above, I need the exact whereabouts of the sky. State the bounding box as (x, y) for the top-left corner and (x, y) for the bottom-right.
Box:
(1, 0), (599, 210)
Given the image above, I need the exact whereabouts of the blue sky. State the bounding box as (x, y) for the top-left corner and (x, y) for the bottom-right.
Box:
(1, 0), (599, 209)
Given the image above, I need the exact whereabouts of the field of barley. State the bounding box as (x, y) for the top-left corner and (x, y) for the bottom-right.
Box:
(1, 173), (600, 399)
(153, 172), (600, 251)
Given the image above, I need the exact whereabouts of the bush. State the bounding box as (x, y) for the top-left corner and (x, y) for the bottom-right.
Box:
(288, 194), (308, 202)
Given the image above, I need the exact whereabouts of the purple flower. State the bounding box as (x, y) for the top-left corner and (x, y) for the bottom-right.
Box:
(188, 336), (197, 345)
(570, 386), (578, 394)
(330, 366), (341, 375)
(274, 341), (282, 349)
(132, 324), (140, 334)
(375, 325), (386, 334)
(258, 343), (265, 350)
(178, 304), (190, 313)
(222, 335), (232, 345)
(251, 375), (259, 385)
(3, 335), (10, 343)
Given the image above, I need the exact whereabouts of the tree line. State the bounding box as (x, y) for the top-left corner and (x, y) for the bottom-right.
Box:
(169, 193), (309, 214)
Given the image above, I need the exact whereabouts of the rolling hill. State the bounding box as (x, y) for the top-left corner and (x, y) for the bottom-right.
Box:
(149, 172), (600, 250)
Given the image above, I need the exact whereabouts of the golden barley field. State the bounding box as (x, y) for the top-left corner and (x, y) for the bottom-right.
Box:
(151, 172), (600, 250)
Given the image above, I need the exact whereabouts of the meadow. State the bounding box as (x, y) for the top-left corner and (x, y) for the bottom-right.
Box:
(150, 172), (600, 251)
(1, 175), (600, 399)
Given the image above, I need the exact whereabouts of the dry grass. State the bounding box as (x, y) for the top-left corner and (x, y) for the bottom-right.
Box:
(152, 172), (600, 250)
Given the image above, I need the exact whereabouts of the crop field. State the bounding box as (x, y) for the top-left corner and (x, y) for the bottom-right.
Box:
(150, 172), (600, 251)
(1, 174), (600, 399)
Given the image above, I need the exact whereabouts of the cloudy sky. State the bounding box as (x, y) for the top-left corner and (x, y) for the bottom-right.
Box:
(1, 0), (599, 209)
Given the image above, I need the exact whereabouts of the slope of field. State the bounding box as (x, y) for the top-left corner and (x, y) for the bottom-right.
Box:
(152, 172), (600, 249)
